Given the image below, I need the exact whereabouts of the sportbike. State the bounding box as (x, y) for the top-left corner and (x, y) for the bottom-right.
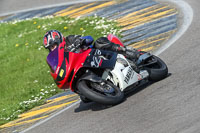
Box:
(47, 34), (168, 105)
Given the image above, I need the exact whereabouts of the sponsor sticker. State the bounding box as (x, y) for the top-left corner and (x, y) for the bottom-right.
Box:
(137, 74), (142, 80)
(59, 69), (64, 77)
(91, 50), (103, 68)
(124, 67), (133, 84)
(56, 66), (60, 74)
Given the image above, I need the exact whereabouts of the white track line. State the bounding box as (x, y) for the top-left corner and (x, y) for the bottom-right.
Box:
(154, 0), (193, 56)
(20, 100), (81, 133)
(20, 0), (193, 132)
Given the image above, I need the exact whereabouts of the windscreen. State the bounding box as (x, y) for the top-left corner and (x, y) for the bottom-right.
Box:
(47, 47), (59, 72)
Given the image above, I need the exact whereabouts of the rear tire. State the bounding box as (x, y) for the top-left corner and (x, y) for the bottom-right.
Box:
(144, 55), (168, 81)
(77, 80), (124, 105)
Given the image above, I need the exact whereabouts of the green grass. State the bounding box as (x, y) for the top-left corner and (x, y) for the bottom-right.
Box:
(0, 15), (121, 125)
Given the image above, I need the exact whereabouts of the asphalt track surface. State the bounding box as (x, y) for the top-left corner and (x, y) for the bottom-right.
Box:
(1, 0), (200, 133)
(24, 1), (200, 133)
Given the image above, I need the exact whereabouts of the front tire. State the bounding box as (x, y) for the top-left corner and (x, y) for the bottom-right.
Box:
(77, 80), (124, 105)
(80, 95), (92, 103)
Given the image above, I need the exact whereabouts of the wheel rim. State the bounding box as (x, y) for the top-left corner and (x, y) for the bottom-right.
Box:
(89, 82), (116, 96)
(78, 79), (124, 105)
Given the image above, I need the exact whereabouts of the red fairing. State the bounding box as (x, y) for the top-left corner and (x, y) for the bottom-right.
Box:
(49, 41), (65, 87)
(107, 34), (124, 47)
(68, 49), (91, 91)
(49, 41), (91, 91)
(48, 34), (123, 91)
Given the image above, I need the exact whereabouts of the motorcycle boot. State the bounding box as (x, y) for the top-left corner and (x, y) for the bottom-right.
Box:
(111, 44), (140, 72)
(125, 46), (140, 72)
(124, 46), (140, 61)
(110, 44), (139, 60)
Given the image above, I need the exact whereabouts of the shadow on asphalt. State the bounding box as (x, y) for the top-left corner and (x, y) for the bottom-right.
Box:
(74, 73), (172, 112)
(74, 102), (113, 112)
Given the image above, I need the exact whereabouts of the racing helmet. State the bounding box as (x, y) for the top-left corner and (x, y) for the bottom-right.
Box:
(43, 30), (64, 50)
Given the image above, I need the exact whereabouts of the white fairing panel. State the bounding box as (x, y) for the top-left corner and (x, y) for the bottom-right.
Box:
(109, 54), (142, 91)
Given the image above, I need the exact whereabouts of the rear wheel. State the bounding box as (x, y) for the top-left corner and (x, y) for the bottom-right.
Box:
(144, 55), (168, 81)
(77, 79), (124, 105)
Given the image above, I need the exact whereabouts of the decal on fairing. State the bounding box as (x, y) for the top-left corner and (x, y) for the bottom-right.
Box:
(137, 74), (142, 80)
(56, 66), (60, 74)
(124, 67), (133, 84)
(59, 69), (64, 77)
(91, 49), (103, 67)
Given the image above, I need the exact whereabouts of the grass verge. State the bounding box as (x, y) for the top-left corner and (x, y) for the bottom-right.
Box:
(0, 15), (121, 125)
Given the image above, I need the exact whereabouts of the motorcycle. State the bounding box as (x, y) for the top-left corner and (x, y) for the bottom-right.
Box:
(46, 34), (168, 105)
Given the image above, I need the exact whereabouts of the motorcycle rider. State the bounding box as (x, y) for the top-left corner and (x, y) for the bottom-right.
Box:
(43, 30), (139, 61)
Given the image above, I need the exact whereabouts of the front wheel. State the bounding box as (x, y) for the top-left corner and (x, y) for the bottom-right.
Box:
(77, 79), (124, 105)
(144, 55), (168, 81)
